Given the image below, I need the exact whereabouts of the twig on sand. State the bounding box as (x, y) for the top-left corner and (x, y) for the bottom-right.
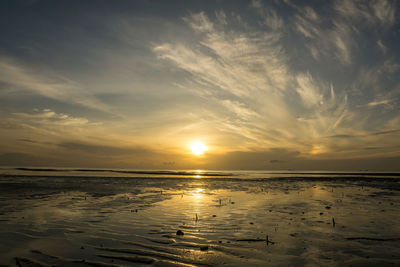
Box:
(266, 235), (275, 245)
(236, 235), (276, 245)
(236, 238), (264, 242)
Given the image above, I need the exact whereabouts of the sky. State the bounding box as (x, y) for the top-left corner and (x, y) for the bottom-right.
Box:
(1, 0), (400, 170)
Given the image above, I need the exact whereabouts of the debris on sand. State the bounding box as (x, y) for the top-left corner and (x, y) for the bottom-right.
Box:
(176, 230), (184, 236)
(200, 245), (209, 251)
(266, 235), (275, 245)
(237, 235), (276, 245)
(236, 238), (264, 242)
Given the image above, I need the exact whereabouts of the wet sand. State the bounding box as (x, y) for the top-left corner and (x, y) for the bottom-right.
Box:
(0, 175), (399, 266)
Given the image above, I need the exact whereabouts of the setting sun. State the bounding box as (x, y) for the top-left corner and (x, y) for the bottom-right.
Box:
(190, 142), (207, 155)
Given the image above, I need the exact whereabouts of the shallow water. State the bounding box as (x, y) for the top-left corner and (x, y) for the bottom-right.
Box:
(0, 173), (399, 266)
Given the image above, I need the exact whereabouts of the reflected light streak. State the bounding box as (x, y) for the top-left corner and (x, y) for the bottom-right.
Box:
(194, 170), (202, 179)
(192, 188), (204, 199)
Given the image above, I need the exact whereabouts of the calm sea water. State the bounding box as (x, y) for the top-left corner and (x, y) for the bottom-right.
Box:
(0, 166), (399, 179)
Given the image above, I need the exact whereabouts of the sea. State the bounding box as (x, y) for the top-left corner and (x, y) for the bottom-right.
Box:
(1, 166), (400, 179)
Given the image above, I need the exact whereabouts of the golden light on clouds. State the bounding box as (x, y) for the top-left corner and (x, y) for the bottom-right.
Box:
(1, 1), (400, 171)
(190, 141), (207, 156)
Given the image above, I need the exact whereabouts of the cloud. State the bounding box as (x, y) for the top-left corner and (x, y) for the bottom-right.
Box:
(292, 0), (397, 66)
(372, 0), (396, 26)
(0, 57), (109, 112)
(251, 0), (263, 10)
(205, 148), (300, 170)
(377, 40), (388, 54)
(183, 12), (214, 33)
(154, 13), (289, 97)
(295, 7), (354, 65)
(153, 11), (354, 157)
(215, 10), (227, 25)
(12, 109), (92, 126)
(16, 138), (39, 143)
(367, 99), (392, 107)
(334, 0), (396, 26)
(250, 1), (284, 31)
(221, 100), (260, 120)
(294, 11), (320, 39)
(371, 129), (400, 136)
(327, 134), (356, 139)
(1, 2), (399, 169)
(327, 129), (400, 138)
(295, 72), (324, 108)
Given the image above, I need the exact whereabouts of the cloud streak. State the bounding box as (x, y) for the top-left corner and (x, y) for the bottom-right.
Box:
(0, 57), (110, 112)
(0, 1), (399, 169)
(154, 11), (356, 158)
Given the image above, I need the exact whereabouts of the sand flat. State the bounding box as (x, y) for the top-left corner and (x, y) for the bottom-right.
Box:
(0, 172), (399, 266)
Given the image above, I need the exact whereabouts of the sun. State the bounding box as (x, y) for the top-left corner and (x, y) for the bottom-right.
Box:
(190, 141), (207, 155)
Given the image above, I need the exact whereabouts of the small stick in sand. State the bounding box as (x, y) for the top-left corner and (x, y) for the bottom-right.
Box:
(332, 217), (336, 227)
(219, 199), (222, 206)
(266, 235), (275, 245)
(195, 213), (198, 222)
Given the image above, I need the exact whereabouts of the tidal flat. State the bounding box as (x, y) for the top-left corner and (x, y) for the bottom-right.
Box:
(0, 173), (399, 266)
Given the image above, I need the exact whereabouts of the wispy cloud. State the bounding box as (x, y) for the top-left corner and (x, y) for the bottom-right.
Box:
(292, 0), (397, 65)
(154, 11), (353, 157)
(251, 0), (284, 31)
(377, 40), (388, 55)
(295, 72), (324, 108)
(367, 99), (392, 107)
(0, 57), (110, 112)
(0, 1), (399, 169)
(372, 0), (396, 26)
(12, 109), (93, 126)
(221, 100), (260, 120)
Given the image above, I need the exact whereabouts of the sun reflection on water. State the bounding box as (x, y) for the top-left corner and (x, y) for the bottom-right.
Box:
(192, 188), (205, 199)
(194, 169), (202, 179)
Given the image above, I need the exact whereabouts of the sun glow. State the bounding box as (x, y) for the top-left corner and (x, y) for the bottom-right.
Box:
(190, 142), (207, 155)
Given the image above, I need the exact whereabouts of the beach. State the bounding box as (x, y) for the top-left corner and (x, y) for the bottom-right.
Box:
(0, 169), (399, 266)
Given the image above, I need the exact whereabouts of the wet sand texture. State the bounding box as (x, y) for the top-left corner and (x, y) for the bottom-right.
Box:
(0, 175), (399, 266)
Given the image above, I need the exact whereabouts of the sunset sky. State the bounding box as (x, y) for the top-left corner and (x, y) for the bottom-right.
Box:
(1, 0), (400, 170)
